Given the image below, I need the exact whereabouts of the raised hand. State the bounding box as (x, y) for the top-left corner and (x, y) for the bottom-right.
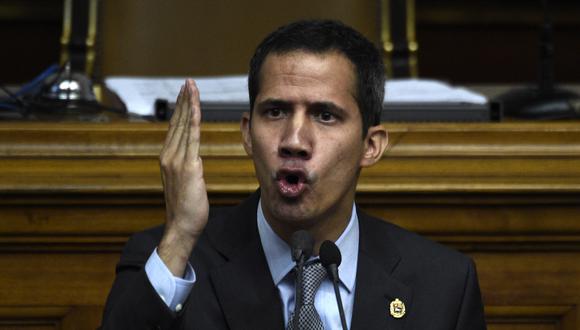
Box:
(158, 79), (209, 277)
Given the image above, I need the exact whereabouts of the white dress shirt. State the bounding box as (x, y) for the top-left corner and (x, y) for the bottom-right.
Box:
(145, 199), (359, 328)
(257, 200), (359, 329)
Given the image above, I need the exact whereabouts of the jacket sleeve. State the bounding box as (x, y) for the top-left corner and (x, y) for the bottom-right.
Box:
(454, 259), (487, 330)
(100, 231), (180, 330)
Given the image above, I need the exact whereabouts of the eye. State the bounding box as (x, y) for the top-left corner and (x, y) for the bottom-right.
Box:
(316, 110), (337, 123)
(320, 111), (333, 121)
(266, 108), (284, 119)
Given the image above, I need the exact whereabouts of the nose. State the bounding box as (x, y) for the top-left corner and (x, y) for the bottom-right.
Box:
(278, 111), (312, 159)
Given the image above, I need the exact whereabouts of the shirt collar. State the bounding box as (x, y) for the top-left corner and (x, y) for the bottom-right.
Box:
(257, 199), (359, 293)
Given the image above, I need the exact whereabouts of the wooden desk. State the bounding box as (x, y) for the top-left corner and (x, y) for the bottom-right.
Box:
(1, 121), (579, 329)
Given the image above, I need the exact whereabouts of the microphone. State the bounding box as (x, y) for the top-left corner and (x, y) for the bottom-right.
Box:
(290, 230), (314, 263)
(320, 240), (348, 330)
(290, 230), (314, 327)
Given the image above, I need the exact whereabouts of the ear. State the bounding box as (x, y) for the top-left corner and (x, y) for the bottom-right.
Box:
(360, 125), (388, 168)
(240, 112), (253, 156)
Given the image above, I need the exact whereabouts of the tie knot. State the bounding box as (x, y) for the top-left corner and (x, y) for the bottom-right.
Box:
(299, 261), (327, 304)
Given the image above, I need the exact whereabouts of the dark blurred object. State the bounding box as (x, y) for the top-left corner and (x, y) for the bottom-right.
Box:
(154, 98), (500, 123)
(0, 64), (127, 122)
(495, 87), (580, 120)
(380, 0), (418, 78)
(0, 0), (129, 121)
(494, 0), (580, 119)
(34, 0), (101, 111)
(34, 61), (98, 106)
(0, 0), (61, 85)
(155, 99), (249, 122)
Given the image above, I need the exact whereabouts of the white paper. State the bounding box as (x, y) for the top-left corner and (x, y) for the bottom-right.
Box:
(385, 79), (487, 104)
(105, 75), (249, 115)
(105, 76), (487, 116)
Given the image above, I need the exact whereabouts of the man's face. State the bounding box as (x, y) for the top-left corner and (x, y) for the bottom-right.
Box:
(241, 50), (386, 237)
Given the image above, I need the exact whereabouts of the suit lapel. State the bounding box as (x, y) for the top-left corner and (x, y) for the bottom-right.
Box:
(207, 191), (285, 330)
(210, 238), (284, 330)
(350, 212), (413, 330)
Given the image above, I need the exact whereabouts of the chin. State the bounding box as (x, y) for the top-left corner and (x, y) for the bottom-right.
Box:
(269, 198), (317, 224)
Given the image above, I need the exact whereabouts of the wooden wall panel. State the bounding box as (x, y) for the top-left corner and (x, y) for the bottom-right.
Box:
(486, 305), (578, 330)
(0, 253), (116, 306)
(99, 0), (378, 78)
(0, 121), (579, 329)
(0, 306), (103, 330)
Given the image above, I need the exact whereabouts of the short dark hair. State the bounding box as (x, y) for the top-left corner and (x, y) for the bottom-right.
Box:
(248, 19), (385, 137)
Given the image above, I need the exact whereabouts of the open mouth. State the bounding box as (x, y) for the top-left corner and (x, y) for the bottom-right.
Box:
(286, 173), (300, 184)
(276, 170), (307, 198)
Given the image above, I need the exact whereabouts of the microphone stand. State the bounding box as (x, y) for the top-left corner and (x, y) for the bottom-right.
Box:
(320, 240), (348, 330)
(328, 264), (348, 330)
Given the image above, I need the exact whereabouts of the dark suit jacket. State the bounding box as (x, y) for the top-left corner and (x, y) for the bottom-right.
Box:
(101, 191), (486, 329)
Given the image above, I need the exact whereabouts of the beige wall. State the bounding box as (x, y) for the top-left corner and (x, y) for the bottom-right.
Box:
(100, 0), (378, 77)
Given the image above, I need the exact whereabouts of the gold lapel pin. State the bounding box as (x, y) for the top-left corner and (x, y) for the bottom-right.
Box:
(389, 298), (406, 319)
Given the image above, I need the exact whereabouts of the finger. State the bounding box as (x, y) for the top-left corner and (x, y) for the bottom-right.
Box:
(163, 84), (185, 150)
(164, 82), (191, 157)
(169, 84), (185, 126)
(181, 79), (200, 162)
(175, 79), (195, 162)
(185, 79), (202, 162)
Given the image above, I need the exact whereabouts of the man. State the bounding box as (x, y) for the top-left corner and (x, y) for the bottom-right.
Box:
(101, 20), (486, 329)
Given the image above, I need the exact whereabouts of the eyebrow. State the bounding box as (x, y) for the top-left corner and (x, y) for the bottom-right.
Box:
(256, 99), (292, 109)
(256, 98), (349, 116)
(310, 101), (348, 116)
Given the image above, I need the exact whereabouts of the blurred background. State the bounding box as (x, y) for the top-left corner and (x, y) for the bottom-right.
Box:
(1, 0), (579, 85)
